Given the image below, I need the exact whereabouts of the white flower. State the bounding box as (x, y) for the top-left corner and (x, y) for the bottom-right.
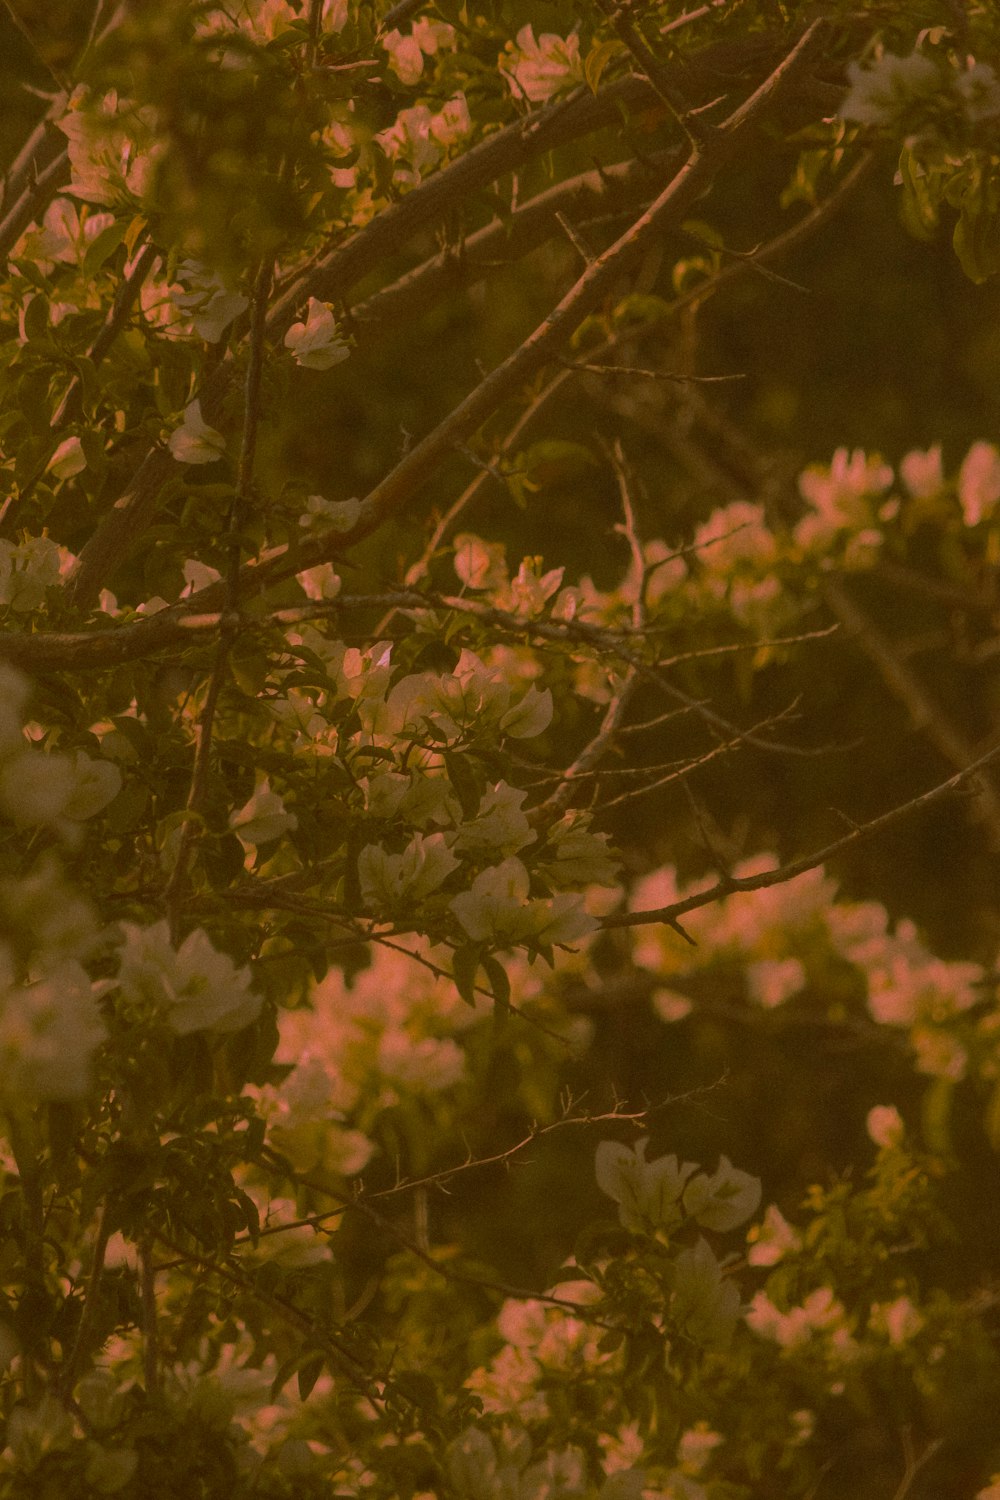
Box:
(376, 105), (442, 182)
(431, 94), (472, 148)
(745, 956), (805, 1008)
(299, 495), (361, 533)
(866, 1103), (905, 1149)
(912, 1025), (967, 1080)
(746, 1286), (850, 1352)
(0, 535), (73, 612)
(167, 402), (226, 465)
(382, 30), (424, 84)
(359, 832), (460, 909)
(48, 436), (87, 479)
(230, 778), (297, 847)
(747, 1204), (802, 1267)
(382, 18), (454, 84)
(682, 1156), (762, 1232)
(694, 501), (778, 574)
(499, 684), (553, 739)
(452, 782), (535, 857)
(451, 857), (596, 947)
(678, 1424), (724, 1476)
(115, 921), (261, 1035)
(595, 1137), (698, 1233)
(899, 444), (943, 497)
(170, 260), (248, 342)
(296, 562), (342, 600)
(796, 447), (893, 549)
(181, 559), (222, 596)
(0, 750), (77, 825)
(57, 88), (160, 206)
(652, 988), (693, 1022)
(500, 25), (583, 104)
(284, 298), (350, 370)
(500, 557), (566, 617)
(956, 61), (1000, 122)
(62, 751), (122, 820)
(13, 197), (114, 270)
(376, 1029), (465, 1092)
(958, 441), (1000, 525)
(869, 1295), (924, 1346)
(0, 958), (107, 1108)
(454, 533), (508, 591)
(841, 51), (943, 128)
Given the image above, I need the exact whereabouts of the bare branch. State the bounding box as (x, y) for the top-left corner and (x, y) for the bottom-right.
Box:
(604, 741), (1000, 930)
(824, 576), (1000, 847)
(0, 145), (69, 262)
(60, 29), (849, 612)
(350, 150), (680, 337)
(593, 0), (709, 145)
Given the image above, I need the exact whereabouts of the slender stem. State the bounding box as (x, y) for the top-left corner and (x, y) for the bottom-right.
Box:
(8, 1113), (46, 1401)
(536, 440), (643, 822)
(139, 1233), (159, 1398)
(605, 740), (1000, 930)
(594, 0), (709, 145)
(305, 0), (323, 68)
(47, 240), (159, 433)
(0, 148), (69, 262)
(61, 1202), (112, 1394)
(163, 259), (273, 936)
(824, 576), (1000, 846)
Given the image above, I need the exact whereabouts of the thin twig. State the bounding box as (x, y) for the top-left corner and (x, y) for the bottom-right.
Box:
(536, 439), (643, 820)
(64, 33), (834, 612)
(594, 0), (709, 145)
(604, 741), (1000, 930)
(163, 260), (273, 936)
(60, 1202), (112, 1395)
(49, 240), (159, 429)
(139, 1234), (160, 1398)
(824, 576), (1000, 847)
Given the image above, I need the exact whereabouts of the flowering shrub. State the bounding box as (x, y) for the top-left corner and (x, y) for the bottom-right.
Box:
(1, 2), (1000, 1497)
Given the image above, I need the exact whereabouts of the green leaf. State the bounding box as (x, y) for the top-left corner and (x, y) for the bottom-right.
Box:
(105, 781), (149, 834)
(452, 943), (483, 1005)
(444, 750), (483, 820)
(390, 1369), (439, 1413)
(83, 219), (128, 277)
(516, 439), (599, 491)
(584, 38), (617, 95)
(921, 1075), (953, 1154)
(897, 147), (942, 241)
(297, 1352), (326, 1400)
(953, 201), (1000, 284)
(123, 214), (147, 257)
(269, 1347), (307, 1400)
(482, 955), (510, 1018)
(21, 294), (49, 341)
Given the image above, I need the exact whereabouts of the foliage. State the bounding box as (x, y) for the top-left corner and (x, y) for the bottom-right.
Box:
(0, 0), (1000, 1496)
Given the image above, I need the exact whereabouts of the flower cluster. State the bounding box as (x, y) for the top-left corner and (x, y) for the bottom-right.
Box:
(629, 854), (994, 1085)
(113, 921), (262, 1036)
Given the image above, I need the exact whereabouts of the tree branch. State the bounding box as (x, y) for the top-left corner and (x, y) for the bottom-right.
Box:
(824, 576), (1000, 847)
(604, 741), (1000, 930)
